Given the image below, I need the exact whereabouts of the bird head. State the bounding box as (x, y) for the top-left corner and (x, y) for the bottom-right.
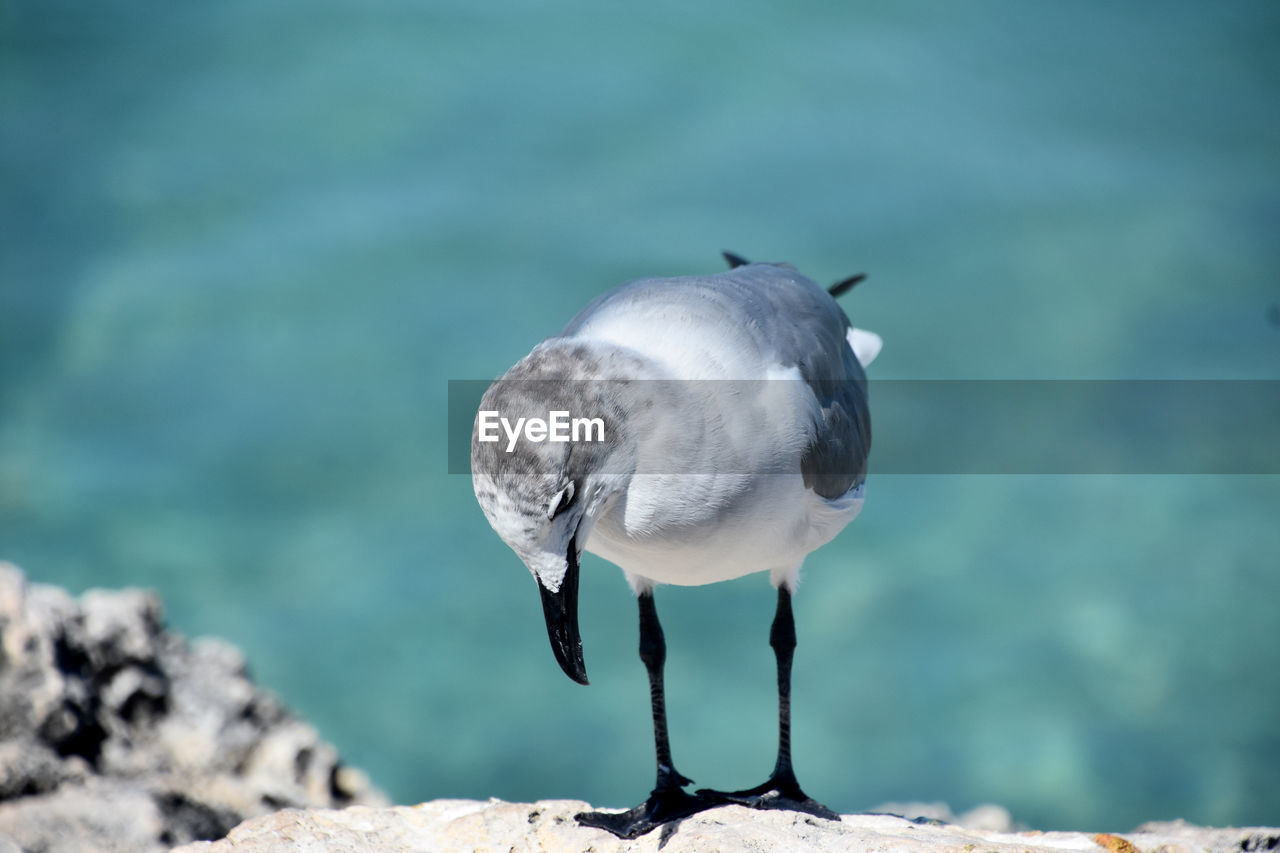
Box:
(472, 457), (591, 685)
(470, 344), (630, 686)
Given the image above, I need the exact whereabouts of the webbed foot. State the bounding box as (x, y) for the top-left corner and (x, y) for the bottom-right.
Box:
(697, 774), (839, 821)
(576, 785), (721, 839)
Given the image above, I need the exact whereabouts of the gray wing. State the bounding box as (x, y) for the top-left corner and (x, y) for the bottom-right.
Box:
(799, 366), (870, 499)
(562, 262), (871, 499)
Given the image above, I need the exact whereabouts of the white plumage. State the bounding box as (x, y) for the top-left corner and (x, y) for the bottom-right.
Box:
(470, 259), (878, 839)
(473, 261), (877, 594)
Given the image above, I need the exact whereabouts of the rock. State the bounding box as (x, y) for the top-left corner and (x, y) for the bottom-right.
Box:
(7, 563), (1277, 853)
(0, 563), (386, 853)
(168, 799), (1280, 853)
(0, 778), (163, 853)
(869, 799), (1017, 831)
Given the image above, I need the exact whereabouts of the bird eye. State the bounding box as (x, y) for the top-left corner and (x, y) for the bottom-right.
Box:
(548, 481), (577, 520)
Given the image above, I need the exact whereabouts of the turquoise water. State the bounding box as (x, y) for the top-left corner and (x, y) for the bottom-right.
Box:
(3, 1), (1278, 830)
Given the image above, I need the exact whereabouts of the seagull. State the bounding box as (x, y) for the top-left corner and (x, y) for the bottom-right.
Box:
(471, 253), (880, 839)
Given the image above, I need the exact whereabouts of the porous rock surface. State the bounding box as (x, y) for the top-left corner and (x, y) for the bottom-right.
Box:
(5, 564), (1276, 853)
(170, 798), (1279, 853)
(0, 562), (386, 853)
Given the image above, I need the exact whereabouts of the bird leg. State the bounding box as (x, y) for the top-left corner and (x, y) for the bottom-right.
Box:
(698, 586), (840, 821)
(576, 591), (720, 838)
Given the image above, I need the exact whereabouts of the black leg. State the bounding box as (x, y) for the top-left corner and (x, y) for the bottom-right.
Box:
(698, 587), (839, 820)
(575, 591), (721, 838)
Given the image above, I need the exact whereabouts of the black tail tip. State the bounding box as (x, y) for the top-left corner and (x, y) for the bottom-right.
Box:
(828, 272), (867, 298)
(722, 251), (866, 296)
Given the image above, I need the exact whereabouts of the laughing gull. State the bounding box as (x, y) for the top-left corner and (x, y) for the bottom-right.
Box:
(471, 254), (880, 838)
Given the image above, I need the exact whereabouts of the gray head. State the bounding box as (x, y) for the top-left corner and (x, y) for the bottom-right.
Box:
(471, 339), (635, 685)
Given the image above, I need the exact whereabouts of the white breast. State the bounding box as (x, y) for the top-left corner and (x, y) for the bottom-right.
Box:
(584, 471), (864, 591)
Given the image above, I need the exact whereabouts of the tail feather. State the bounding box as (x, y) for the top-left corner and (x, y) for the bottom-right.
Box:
(828, 272), (867, 298)
(719, 252), (869, 303)
(847, 327), (882, 367)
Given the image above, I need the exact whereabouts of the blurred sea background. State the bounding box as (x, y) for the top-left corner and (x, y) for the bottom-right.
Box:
(2, 0), (1278, 831)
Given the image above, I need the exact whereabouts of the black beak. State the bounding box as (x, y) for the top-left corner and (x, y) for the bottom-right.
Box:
(538, 539), (588, 685)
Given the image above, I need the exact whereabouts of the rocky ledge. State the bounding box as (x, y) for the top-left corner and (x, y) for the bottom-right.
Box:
(3, 564), (1276, 853)
(0, 563), (386, 853)
(170, 799), (1278, 853)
